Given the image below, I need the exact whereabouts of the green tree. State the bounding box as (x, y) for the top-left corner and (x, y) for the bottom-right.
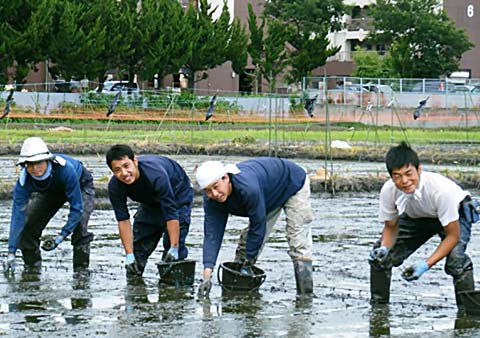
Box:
(140, 0), (192, 85)
(247, 3), (289, 92)
(264, 0), (346, 84)
(369, 0), (473, 78)
(226, 18), (248, 76)
(0, 1), (43, 84)
(183, 0), (247, 90)
(261, 18), (289, 91)
(30, 0), (126, 86)
(247, 3), (264, 93)
(351, 47), (397, 78)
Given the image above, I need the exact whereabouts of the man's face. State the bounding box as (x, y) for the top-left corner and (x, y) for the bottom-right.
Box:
(203, 174), (232, 203)
(25, 160), (48, 177)
(110, 156), (140, 185)
(391, 164), (422, 194)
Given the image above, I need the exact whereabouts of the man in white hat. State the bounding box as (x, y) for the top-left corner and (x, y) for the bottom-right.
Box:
(3, 137), (94, 275)
(195, 157), (314, 298)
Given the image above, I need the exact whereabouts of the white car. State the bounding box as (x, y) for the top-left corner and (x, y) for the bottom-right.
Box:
(92, 81), (139, 95)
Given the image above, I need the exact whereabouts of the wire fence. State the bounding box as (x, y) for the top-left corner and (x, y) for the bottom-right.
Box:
(1, 78), (480, 150)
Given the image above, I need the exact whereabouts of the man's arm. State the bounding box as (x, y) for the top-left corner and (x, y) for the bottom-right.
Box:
(118, 219), (134, 254)
(426, 220), (460, 268)
(166, 219), (180, 248)
(380, 220), (399, 248)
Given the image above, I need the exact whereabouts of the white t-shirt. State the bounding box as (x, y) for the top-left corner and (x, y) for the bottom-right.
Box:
(379, 171), (469, 226)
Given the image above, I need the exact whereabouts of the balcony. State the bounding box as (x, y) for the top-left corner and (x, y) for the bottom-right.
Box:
(345, 17), (374, 31)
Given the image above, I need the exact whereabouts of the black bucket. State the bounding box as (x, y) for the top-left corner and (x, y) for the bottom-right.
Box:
(458, 290), (480, 316)
(217, 261), (266, 293)
(156, 259), (196, 287)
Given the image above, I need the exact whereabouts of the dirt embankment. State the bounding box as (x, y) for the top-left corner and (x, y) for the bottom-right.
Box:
(0, 142), (479, 201)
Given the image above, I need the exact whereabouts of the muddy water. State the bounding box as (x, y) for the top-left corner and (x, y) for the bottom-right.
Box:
(1, 155), (480, 337)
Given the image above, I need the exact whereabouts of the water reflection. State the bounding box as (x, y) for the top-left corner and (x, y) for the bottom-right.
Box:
(369, 304), (391, 338)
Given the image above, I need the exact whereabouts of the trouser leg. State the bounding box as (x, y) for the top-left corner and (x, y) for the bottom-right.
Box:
(71, 174), (95, 271)
(369, 215), (439, 304)
(454, 267), (475, 310)
(293, 260), (314, 294)
(370, 266), (392, 304)
(445, 211), (475, 310)
(162, 203), (192, 260)
(132, 213), (164, 275)
(234, 208), (282, 264)
(283, 175), (314, 294)
(18, 192), (65, 272)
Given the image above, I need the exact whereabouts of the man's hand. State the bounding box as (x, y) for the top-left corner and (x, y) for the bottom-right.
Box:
(125, 253), (141, 276)
(41, 235), (64, 251)
(240, 259), (255, 277)
(164, 247), (179, 262)
(401, 261), (429, 281)
(3, 254), (16, 274)
(368, 246), (390, 264)
(198, 279), (212, 299)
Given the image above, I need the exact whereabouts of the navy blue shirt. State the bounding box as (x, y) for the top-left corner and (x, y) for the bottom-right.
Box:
(108, 155), (193, 223)
(202, 157), (306, 269)
(9, 154), (85, 253)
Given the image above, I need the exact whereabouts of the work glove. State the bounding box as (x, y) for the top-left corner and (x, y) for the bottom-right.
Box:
(368, 246), (390, 264)
(401, 261), (429, 282)
(197, 279), (212, 299)
(41, 235), (65, 251)
(164, 247), (179, 262)
(3, 255), (16, 274)
(240, 259), (255, 277)
(125, 253), (141, 276)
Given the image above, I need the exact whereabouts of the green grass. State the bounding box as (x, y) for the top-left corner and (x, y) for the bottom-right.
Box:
(0, 125), (479, 146)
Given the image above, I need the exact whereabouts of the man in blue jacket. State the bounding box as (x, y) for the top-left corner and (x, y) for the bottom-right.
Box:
(195, 157), (314, 297)
(3, 137), (94, 275)
(106, 144), (193, 277)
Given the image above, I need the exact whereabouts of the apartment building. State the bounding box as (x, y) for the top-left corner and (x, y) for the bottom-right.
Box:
(318, 0), (480, 78)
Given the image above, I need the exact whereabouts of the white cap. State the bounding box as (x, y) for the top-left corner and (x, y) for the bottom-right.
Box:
(17, 137), (54, 165)
(195, 161), (240, 189)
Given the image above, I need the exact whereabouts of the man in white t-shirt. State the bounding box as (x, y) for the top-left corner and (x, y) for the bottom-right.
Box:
(368, 142), (479, 310)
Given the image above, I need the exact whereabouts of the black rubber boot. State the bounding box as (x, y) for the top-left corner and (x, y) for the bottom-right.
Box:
(21, 249), (42, 274)
(454, 268), (475, 312)
(73, 243), (91, 272)
(293, 260), (314, 295)
(370, 266), (392, 304)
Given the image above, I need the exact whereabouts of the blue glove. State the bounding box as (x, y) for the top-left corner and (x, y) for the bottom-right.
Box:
(125, 253), (141, 276)
(164, 247), (179, 262)
(3, 255), (16, 274)
(240, 259), (255, 277)
(41, 235), (65, 251)
(401, 261), (429, 281)
(368, 246), (390, 264)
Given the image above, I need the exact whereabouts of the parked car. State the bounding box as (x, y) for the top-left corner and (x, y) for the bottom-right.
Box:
(54, 80), (81, 93)
(91, 81), (139, 95)
(410, 80), (456, 93)
(453, 84), (480, 93)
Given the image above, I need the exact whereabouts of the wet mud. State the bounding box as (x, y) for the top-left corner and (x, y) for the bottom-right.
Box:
(1, 154), (480, 337)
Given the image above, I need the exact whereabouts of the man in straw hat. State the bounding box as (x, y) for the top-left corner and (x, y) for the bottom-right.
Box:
(369, 141), (478, 311)
(195, 157), (314, 298)
(3, 137), (94, 275)
(105, 144), (193, 278)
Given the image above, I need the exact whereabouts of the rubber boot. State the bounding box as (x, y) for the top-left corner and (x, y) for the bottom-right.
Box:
(21, 248), (42, 275)
(370, 266), (391, 304)
(293, 260), (313, 295)
(73, 243), (90, 272)
(454, 268), (475, 312)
